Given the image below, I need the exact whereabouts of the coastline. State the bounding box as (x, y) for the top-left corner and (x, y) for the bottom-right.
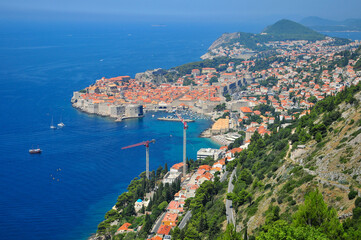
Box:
(85, 112), (218, 239)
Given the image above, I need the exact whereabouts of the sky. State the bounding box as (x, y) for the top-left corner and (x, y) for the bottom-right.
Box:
(0, 0), (360, 24)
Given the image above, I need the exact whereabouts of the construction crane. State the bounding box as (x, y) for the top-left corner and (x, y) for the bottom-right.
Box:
(176, 113), (188, 178)
(121, 139), (156, 179)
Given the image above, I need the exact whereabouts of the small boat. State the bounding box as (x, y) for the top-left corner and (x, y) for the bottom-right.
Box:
(50, 116), (56, 129)
(29, 147), (42, 154)
(57, 115), (65, 128)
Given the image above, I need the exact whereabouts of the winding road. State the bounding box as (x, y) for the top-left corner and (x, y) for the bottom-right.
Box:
(226, 169), (236, 225)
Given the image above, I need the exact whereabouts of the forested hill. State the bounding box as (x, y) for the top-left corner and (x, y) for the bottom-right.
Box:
(262, 19), (325, 41)
(208, 19), (325, 51)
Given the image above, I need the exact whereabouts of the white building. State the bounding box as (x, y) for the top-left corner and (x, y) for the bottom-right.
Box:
(197, 148), (225, 160)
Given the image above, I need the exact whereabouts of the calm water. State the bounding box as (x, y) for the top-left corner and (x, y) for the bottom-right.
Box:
(0, 21), (252, 240)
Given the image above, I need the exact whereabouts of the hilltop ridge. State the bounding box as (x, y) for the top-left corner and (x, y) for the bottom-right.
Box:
(262, 19), (325, 41)
(207, 19), (325, 52)
(202, 19), (329, 60)
(301, 16), (361, 32)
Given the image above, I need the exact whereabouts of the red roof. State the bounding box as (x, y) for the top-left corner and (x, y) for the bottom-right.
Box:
(157, 224), (172, 235)
(230, 148), (242, 154)
(198, 165), (212, 171)
(240, 107), (252, 113)
(148, 236), (163, 240)
(171, 162), (184, 170)
(117, 223), (131, 231)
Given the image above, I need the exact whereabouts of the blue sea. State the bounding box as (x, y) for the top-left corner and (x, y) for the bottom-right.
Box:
(0, 21), (267, 240)
(1, 20), (360, 240)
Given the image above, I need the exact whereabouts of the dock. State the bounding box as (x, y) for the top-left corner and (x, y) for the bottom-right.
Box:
(157, 117), (194, 122)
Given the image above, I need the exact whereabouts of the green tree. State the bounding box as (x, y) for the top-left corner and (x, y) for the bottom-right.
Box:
(156, 165), (163, 180)
(210, 76), (219, 85)
(142, 213), (152, 235)
(198, 213), (208, 232)
(315, 132), (322, 143)
(163, 162), (168, 175)
(239, 169), (253, 185)
(113, 234), (124, 240)
(308, 96), (317, 103)
(293, 189), (344, 239)
(158, 201), (168, 211)
(123, 203), (136, 217)
(172, 226), (181, 240)
(214, 103), (226, 111)
(185, 223), (201, 240)
(257, 220), (328, 240)
(348, 187), (358, 200)
(219, 223), (242, 240)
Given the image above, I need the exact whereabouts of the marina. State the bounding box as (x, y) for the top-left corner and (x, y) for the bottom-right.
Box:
(157, 117), (195, 122)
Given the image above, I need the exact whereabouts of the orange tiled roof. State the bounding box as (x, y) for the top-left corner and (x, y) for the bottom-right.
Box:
(157, 225), (172, 235)
(198, 165), (212, 171)
(240, 107), (252, 113)
(148, 236), (162, 240)
(171, 162), (184, 170)
(117, 223), (131, 231)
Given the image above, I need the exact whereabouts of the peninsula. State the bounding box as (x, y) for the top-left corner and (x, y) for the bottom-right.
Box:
(73, 19), (361, 240)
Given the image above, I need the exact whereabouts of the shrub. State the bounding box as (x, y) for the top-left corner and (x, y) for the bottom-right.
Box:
(340, 156), (349, 164)
(348, 189), (358, 200)
(315, 132), (323, 142)
(340, 137), (348, 143)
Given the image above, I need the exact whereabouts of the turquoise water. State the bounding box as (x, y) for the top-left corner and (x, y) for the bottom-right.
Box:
(0, 22), (231, 240)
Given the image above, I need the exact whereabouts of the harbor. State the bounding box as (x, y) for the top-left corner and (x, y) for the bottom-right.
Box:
(157, 117), (194, 122)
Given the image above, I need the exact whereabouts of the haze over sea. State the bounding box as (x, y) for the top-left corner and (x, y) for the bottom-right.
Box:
(0, 20), (360, 240)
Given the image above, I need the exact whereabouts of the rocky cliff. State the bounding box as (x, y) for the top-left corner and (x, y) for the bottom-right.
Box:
(208, 32), (240, 50)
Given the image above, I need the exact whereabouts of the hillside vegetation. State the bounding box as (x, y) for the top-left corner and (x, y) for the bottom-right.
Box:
(231, 83), (361, 239)
(262, 19), (325, 41)
(208, 19), (326, 52)
(175, 83), (361, 239)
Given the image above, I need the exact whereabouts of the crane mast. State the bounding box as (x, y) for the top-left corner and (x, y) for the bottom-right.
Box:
(121, 139), (156, 179)
(176, 113), (188, 178)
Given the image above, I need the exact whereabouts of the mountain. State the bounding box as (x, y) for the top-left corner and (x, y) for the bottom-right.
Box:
(207, 19), (325, 52)
(300, 16), (361, 31)
(262, 19), (325, 41)
(300, 16), (338, 27)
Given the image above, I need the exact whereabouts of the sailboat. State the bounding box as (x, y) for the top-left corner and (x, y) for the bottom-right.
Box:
(57, 115), (65, 128)
(50, 116), (56, 129)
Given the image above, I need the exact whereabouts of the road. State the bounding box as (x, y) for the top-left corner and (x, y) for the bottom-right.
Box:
(179, 211), (192, 229)
(150, 211), (166, 234)
(226, 169), (236, 226)
(177, 170), (227, 230)
(220, 170), (229, 183)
